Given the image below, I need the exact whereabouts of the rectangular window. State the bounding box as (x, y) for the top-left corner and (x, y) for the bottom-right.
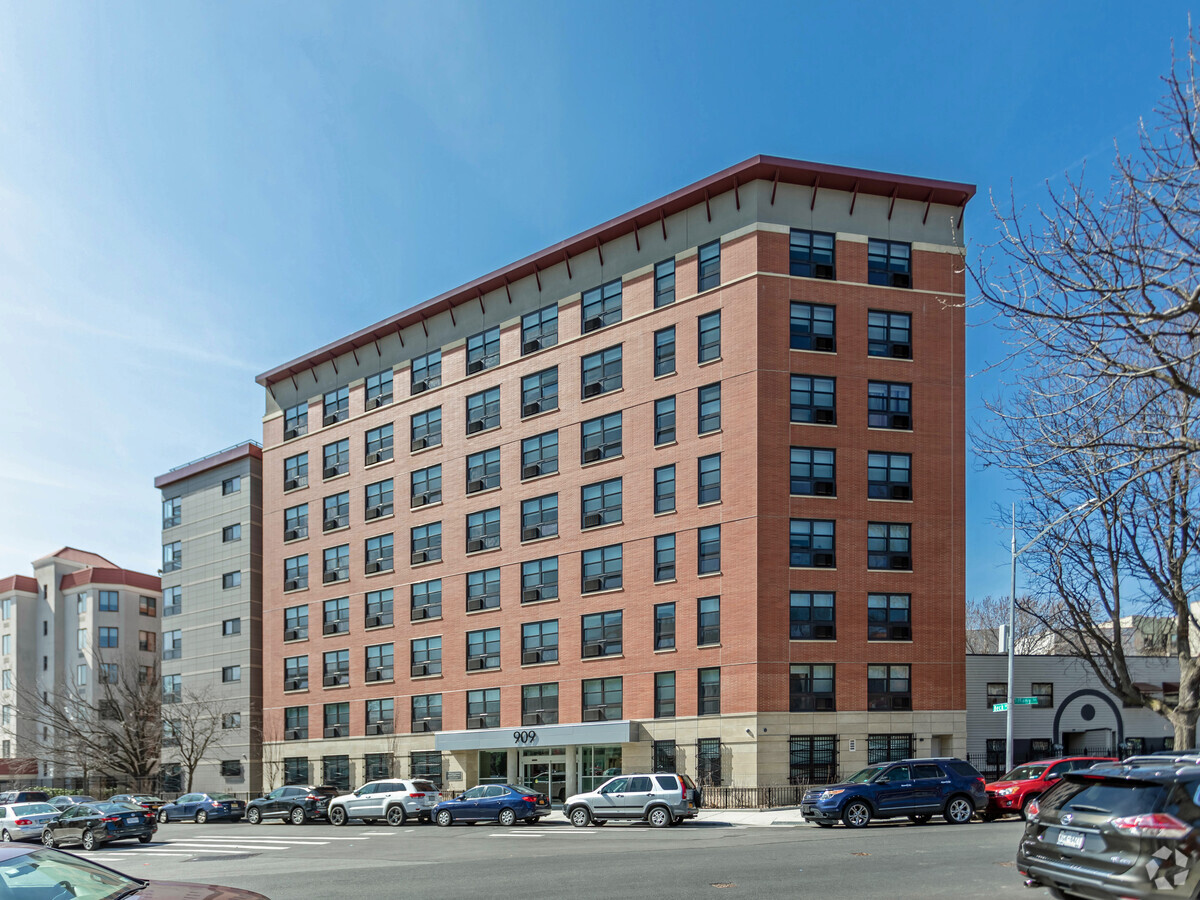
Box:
(365, 369), (394, 409)
(411, 350), (442, 394)
(284, 604), (308, 641)
(366, 698), (394, 733)
(466, 386), (501, 434)
(986, 682), (1007, 708)
(99, 662), (118, 684)
(652, 742), (677, 773)
(654, 326), (676, 377)
(582, 279), (622, 332)
(581, 610), (622, 657)
(653, 466), (674, 514)
(222, 665), (241, 683)
(222, 475), (241, 495)
(654, 535), (676, 583)
(410, 407), (442, 452)
(323, 386), (349, 426)
(521, 494), (558, 542)
(697, 240), (721, 291)
(99, 626), (119, 648)
(789, 228), (836, 279)
(654, 602), (676, 650)
(411, 636), (442, 677)
(323, 701), (350, 737)
(466, 447), (501, 494)
(581, 412), (622, 464)
(323, 755), (351, 791)
(867, 522), (911, 570)
(654, 672), (676, 718)
(582, 676), (622, 721)
(466, 568), (501, 612)
(522, 683), (558, 726)
(698, 526), (721, 575)
(466, 628), (501, 670)
(162, 629), (182, 660)
(162, 497), (180, 529)
(322, 439), (350, 479)
(162, 541), (182, 573)
(323, 649), (350, 687)
(412, 694), (442, 732)
(1032, 682), (1054, 708)
(98, 590), (119, 612)
(578, 478), (621, 530)
(411, 521), (442, 564)
(466, 326), (500, 374)
(284, 452), (308, 491)
(697, 737), (721, 785)
(868, 310), (912, 359)
(697, 595), (721, 645)
(867, 239), (911, 288)
(521, 557), (559, 603)
(365, 587), (394, 627)
(467, 688), (501, 729)
(654, 259), (675, 307)
(790, 664), (835, 711)
(161, 675), (180, 704)
(410, 580), (440, 621)
(221, 618), (240, 637)
(698, 454), (721, 504)
(582, 346), (622, 398)
(867, 593), (911, 641)
(654, 397), (676, 446)
(365, 534), (394, 573)
(411, 464), (442, 508)
(697, 311), (721, 362)
(521, 430), (559, 480)
(366, 479), (394, 519)
(323, 597), (350, 635)
(365, 644), (394, 683)
(323, 491), (350, 531)
(139, 595), (157, 617)
(698, 667), (721, 715)
(283, 402), (308, 440)
(790, 519), (835, 568)
(522, 304), (558, 354)
(790, 301), (836, 352)
(521, 619), (559, 665)
(790, 592), (835, 640)
(283, 758), (310, 785)
(868, 664), (912, 710)
(790, 376), (836, 424)
(698, 383), (721, 434)
(789, 735), (838, 785)
(284, 655), (308, 691)
(868, 381), (912, 430)
(366, 424), (394, 465)
(323, 545), (350, 583)
(581, 544), (622, 593)
(284, 554), (309, 591)
(466, 507), (500, 553)
(222, 523), (241, 543)
(868, 452), (912, 501)
(77, 628), (87, 650)
(522, 367), (559, 417)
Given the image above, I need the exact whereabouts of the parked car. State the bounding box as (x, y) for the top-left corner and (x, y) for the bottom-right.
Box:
(246, 784), (339, 825)
(328, 779), (442, 826)
(0, 843), (269, 898)
(564, 773), (699, 828)
(433, 784), (550, 826)
(157, 792), (245, 823)
(983, 756), (1116, 820)
(0, 802), (61, 842)
(801, 757), (986, 828)
(1017, 756), (1200, 899)
(48, 795), (95, 811)
(109, 794), (167, 812)
(0, 791), (49, 805)
(42, 801), (156, 851)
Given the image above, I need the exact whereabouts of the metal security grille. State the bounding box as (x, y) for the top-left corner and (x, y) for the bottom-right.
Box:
(697, 738), (722, 786)
(652, 740), (677, 773)
(867, 733), (913, 765)
(788, 735), (838, 785)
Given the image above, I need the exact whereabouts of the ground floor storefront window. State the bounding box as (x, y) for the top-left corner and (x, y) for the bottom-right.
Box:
(579, 745), (622, 792)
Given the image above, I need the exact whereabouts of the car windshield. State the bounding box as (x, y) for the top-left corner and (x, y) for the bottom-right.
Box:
(12, 804), (56, 815)
(209, 793), (236, 801)
(510, 785), (538, 794)
(94, 803), (138, 814)
(999, 764), (1048, 782)
(0, 847), (141, 898)
(412, 782), (438, 793)
(845, 766), (888, 784)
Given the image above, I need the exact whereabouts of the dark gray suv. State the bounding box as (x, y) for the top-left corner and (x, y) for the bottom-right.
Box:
(565, 773), (699, 827)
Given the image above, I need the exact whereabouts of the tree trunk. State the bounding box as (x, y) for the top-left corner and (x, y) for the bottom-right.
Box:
(1170, 707), (1199, 752)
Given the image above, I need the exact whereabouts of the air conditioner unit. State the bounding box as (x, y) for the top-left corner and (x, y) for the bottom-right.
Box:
(323, 414), (339, 427)
(411, 551), (428, 565)
(813, 336), (836, 352)
(893, 625), (912, 641)
(583, 382), (602, 398)
(365, 452), (381, 466)
(521, 589), (541, 603)
(521, 526), (541, 542)
(324, 725), (345, 738)
(285, 728), (303, 740)
(813, 408), (835, 425)
(366, 561), (383, 574)
(890, 556), (912, 571)
(411, 437), (430, 454)
(369, 394), (391, 409)
(522, 650), (542, 665)
(522, 401), (541, 417)
(467, 657), (485, 671)
(284, 427), (300, 440)
(891, 344), (912, 359)
(411, 493), (428, 509)
(366, 669), (384, 682)
(469, 716), (489, 729)
(365, 614), (383, 629)
(411, 663), (429, 677)
(813, 481), (835, 496)
(285, 528), (302, 541)
(892, 696), (913, 711)
(814, 697), (835, 711)
(285, 579), (302, 592)
(582, 578), (602, 593)
(466, 597), (485, 612)
(412, 719), (431, 732)
(467, 358), (485, 375)
(322, 572), (340, 584)
(582, 708), (603, 722)
(467, 419), (485, 434)
(813, 263), (834, 280)
(323, 466), (341, 480)
(521, 464), (541, 480)
(522, 339), (541, 354)
(583, 513), (603, 529)
(323, 674), (344, 687)
(285, 628), (303, 642)
(522, 713), (543, 726)
(467, 539), (485, 553)
(582, 447), (602, 464)
(814, 624), (835, 640)
(467, 479), (485, 494)
(411, 607), (429, 621)
(584, 316), (602, 332)
(891, 414), (911, 430)
(889, 272), (912, 289)
(582, 642), (603, 658)
(285, 678), (305, 691)
(411, 379), (428, 395)
(324, 518), (341, 531)
(890, 485), (911, 501)
(324, 621), (344, 635)
(368, 721), (392, 735)
(285, 478), (301, 491)
(813, 553), (835, 568)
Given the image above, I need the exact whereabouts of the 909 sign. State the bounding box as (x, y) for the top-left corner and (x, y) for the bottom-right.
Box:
(512, 730), (538, 745)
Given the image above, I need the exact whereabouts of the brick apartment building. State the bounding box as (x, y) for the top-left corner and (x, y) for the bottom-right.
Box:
(255, 155), (973, 797)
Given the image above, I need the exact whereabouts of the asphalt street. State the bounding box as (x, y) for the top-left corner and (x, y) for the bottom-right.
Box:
(60, 815), (1043, 899)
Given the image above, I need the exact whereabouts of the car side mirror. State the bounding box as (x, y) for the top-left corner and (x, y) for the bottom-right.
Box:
(1046, 774), (1062, 782)
(876, 777), (890, 785)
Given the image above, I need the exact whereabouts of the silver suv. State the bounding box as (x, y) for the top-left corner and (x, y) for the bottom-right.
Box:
(328, 779), (442, 826)
(564, 773), (699, 827)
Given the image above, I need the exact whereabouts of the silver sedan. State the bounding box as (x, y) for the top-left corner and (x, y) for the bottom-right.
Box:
(0, 803), (60, 842)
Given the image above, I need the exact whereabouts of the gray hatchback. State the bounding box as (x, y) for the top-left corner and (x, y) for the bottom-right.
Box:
(565, 773), (699, 828)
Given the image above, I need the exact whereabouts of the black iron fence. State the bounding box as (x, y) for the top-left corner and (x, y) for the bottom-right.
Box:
(697, 784), (824, 809)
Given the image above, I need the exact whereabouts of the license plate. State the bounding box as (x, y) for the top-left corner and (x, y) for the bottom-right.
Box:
(538, 799), (547, 806)
(1056, 830), (1085, 850)
(124, 816), (137, 824)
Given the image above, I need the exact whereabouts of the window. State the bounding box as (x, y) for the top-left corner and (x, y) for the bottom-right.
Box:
(217, 759), (242, 778)
(654, 603), (676, 650)
(790, 376), (836, 424)
(162, 497), (181, 529)
(365, 534), (394, 573)
(323, 492), (350, 531)
(790, 302), (836, 352)
(522, 683), (558, 726)
(284, 655), (308, 692)
(698, 667), (721, 715)
(466, 386), (501, 434)
(521, 619), (559, 665)
(99, 663), (118, 684)
(284, 554), (309, 590)
(521, 494), (558, 541)
(582, 676), (622, 721)
(99, 590), (119, 612)
(1, 635), (9, 655)
(698, 383), (721, 433)
(697, 526), (721, 575)
(99, 627), (118, 648)
(162, 675), (181, 704)
(868, 381), (912, 430)
(366, 479), (394, 518)
(467, 628), (501, 670)
(790, 519), (835, 568)
(323, 545), (350, 583)
(365, 424), (394, 465)
(789, 228), (836, 279)
(582, 544), (622, 593)
(1, 599), (11, 620)
(867, 239), (911, 288)
(654, 672), (675, 718)
(521, 430), (559, 479)
(323, 386), (349, 425)
(411, 349), (442, 394)
(697, 596), (720, 645)
(283, 758), (310, 785)
(654, 258), (675, 307)
(466, 447), (501, 494)
(654, 327), (676, 377)
(868, 310), (912, 358)
(522, 304), (558, 354)
(653, 466), (675, 514)
(411, 522), (442, 564)
(789, 447), (835, 497)
(521, 557), (558, 602)
(466, 326), (500, 374)
(410, 407), (442, 452)
(162, 629), (182, 660)
(868, 453), (912, 501)
(284, 452), (308, 490)
(581, 346), (622, 399)
(77, 628), (87, 650)
(365, 644), (394, 683)
(697, 454), (721, 504)
(654, 535), (676, 583)
(412, 694), (442, 732)
(222, 475), (241, 495)
(411, 636), (442, 677)
(868, 733), (914, 765)
(324, 701), (350, 737)
(697, 737), (721, 785)
(582, 610), (622, 657)
(867, 593), (911, 641)
(697, 240), (720, 291)
(522, 367), (558, 416)
(284, 604), (309, 641)
(789, 735), (838, 785)
(365, 369), (394, 408)
(466, 507), (500, 553)
(1033, 682), (1054, 708)
(323, 439), (350, 479)
(654, 397), (676, 445)
(582, 279), (622, 332)
(411, 464), (442, 507)
(868, 664), (912, 710)
(283, 402), (308, 439)
(222, 665), (241, 683)
(986, 682), (1007, 708)
(867, 522), (911, 570)
(467, 688), (501, 729)
(323, 597), (350, 635)
(581, 412), (622, 463)
(466, 568), (500, 612)
(790, 664), (835, 711)
(410, 581), (439, 621)
(222, 618), (241, 636)
(222, 523), (242, 543)
(75, 594), (86, 615)
(790, 592), (835, 640)
(697, 311), (721, 362)
(323, 649), (350, 687)
(162, 541), (182, 573)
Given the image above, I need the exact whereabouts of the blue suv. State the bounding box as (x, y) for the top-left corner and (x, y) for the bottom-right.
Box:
(801, 757), (986, 828)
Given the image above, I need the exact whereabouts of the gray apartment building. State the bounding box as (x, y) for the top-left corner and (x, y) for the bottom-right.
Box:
(155, 442), (264, 796)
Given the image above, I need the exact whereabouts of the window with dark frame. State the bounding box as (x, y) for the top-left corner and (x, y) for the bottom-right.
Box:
(466, 447), (501, 494)
(696, 737), (721, 785)
(867, 453), (912, 501)
(867, 522), (911, 570)
(323, 386), (349, 426)
(790, 664), (835, 711)
(412, 694), (442, 732)
(866, 734), (914, 765)
(163, 541), (182, 572)
(789, 735), (838, 785)
(868, 310), (912, 359)
(697, 241), (721, 292)
(466, 326), (500, 375)
(411, 636), (442, 677)
(1032, 682), (1054, 708)
(654, 602), (676, 650)
(365, 534), (393, 573)
(522, 304), (559, 354)
(790, 302), (836, 352)
(366, 588), (394, 628)
(698, 526), (721, 575)
(522, 683), (559, 726)
(284, 604), (308, 641)
(790, 376), (836, 424)
(284, 554), (308, 590)
(410, 521), (441, 564)
(867, 381), (912, 430)
(162, 497), (180, 529)
(582, 676), (622, 721)
(790, 447), (836, 496)
(653, 466), (675, 515)
(411, 464), (442, 507)
(466, 568), (500, 612)
(466, 508), (500, 553)
(582, 279), (622, 332)
(789, 229), (836, 279)
(698, 454), (721, 504)
(697, 311), (721, 362)
(411, 350), (442, 394)
(284, 706), (308, 740)
(522, 367), (559, 417)
(582, 478), (622, 528)
(365, 644), (394, 683)
(365, 369), (393, 409)
(323, 492), (349, 531)
(654, 259), (676, 307)
(411, 407), (442, 452)
(697, 596), (720, 645)
(789, 519), (835, 568)
(654, 535), (676, 583)
(283, 656), (307, 691)
(867, 593), (911, 641)
(698, 667), (721, 715)
(581, 544), (622, 593)
(868, 665), (912, 710)
(222, 475), (241, 495)
(654, 674), (676, 719)
(654, 397), (676, 446)
(790, 592), (835, 640)
(466, 386), (501, 434)
(582, 346), (622, 398)
(410, 580), (440, 621)
(323, 439), (349, 479)
(581, 610), (622, 657)
(366, 424), (394, 464)
(698, 383), (721, 434)
(521, 494), (558, 541)
(284, 452), (308, 491)
(365, 479), (394, 519)
(868, 239), (912, 288)
(581, 412), (622, 464)
(521, 557), (558, 602)
(323, 545), (349, 583)
(654, 327), (676, 377)
(467, 688), (501, 729)
(323, 597), (349, 635)
(466, 628), (501, 671)
(522, 430), (559, 479)
(322, 649), (350, 688)
(366, 697), (394, 733)
(283, 402), (308, 440)
(987, 682), (1007, 708)
(521, 619), (559, 665)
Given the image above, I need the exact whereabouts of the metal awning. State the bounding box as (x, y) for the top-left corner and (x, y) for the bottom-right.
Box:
(435, 720), (636, 752)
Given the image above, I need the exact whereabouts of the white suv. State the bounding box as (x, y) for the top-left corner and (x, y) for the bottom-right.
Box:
(328, 779), (442, 826)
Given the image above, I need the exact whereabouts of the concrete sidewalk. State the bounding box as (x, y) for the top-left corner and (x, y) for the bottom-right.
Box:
(694, 807), (814, 827)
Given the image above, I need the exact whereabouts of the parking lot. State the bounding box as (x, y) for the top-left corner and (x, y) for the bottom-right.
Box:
(73, 814), (1041, 899)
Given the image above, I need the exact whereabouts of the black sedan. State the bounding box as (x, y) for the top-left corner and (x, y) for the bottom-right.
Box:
(49, 795), (95, 811)
(42, 802), (157, 851)
(433, 784), (550, 826)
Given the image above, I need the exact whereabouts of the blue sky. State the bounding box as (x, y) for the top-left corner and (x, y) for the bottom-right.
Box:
(0, 1), (1190, 597)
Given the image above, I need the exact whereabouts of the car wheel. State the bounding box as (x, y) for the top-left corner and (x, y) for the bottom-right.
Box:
(386, 806), (406, 827)
(569, 806), (591, 828)
(842, 801), (871, 829)
(1, 830), (11, 842)
(138, 834), (153, 844)
(498, 808), (517, 827)
(435, 810), (452, 827)
(247, 808), (262, 825)
(81, 829), (96, 852)
(158, 810), (169, 823)
(289, 807), (306, 826)
(196, 810), (208, 824)
(648, 807), (672, 828)
(1020, 795), (1040, 821)
(907, 814), (931, 825)
(944, 796), (974, 825)
(41, 830), (55, 849)
(329, 806), (347, 827)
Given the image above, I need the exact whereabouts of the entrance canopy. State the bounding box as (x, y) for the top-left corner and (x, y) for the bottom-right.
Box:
(434, 720), (635, 752)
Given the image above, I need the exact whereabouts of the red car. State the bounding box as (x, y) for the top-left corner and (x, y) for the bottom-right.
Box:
(982, 756), (1116, 820)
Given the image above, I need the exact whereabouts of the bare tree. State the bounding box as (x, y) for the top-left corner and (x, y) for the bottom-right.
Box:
(965, 595), (1047, 654)
(161, 688), (230, 793)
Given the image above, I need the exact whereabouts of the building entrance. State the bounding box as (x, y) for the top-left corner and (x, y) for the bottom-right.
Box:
(520, 748), (567, 803)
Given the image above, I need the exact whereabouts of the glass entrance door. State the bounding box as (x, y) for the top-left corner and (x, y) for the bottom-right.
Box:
(520, 751), (567, 803)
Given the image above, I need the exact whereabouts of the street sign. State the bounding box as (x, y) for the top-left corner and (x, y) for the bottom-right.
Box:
(1015, 697), (1039, 705)
(992, 702), (1009, 712)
